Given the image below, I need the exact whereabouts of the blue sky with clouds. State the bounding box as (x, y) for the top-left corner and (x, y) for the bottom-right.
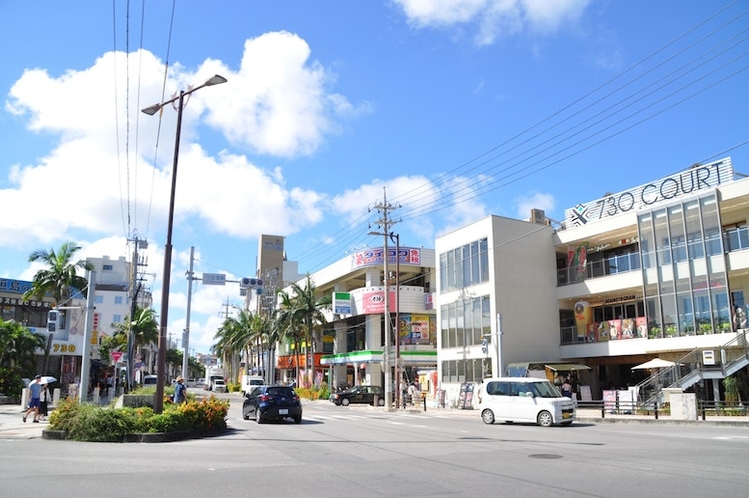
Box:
(1, 1), (747, 354)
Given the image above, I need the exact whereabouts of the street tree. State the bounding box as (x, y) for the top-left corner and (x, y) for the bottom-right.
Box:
(0, 318), (46, 397)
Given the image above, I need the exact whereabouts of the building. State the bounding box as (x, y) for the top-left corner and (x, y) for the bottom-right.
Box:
(280, 245), (437, 391)
(435, 157), (749, 406)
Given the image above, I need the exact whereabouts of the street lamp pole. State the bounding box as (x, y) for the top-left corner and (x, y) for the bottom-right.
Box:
(141, 74), (227, 413)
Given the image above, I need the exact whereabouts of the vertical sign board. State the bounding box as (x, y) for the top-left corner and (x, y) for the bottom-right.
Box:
(333, 292), (351, 315)
(702, 350), (716, 366)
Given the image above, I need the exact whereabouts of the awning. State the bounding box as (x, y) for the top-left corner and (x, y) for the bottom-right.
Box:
(544, 363), (591, 372)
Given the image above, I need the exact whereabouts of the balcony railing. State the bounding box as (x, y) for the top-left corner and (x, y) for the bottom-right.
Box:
(557, 252), (641, 286)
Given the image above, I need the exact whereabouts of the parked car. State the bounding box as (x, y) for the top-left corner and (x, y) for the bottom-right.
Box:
(212, 379), (227, 393)
(478, 377), (575, 427)
(243, 385), (302, 424)
(329, 385), (385, 406)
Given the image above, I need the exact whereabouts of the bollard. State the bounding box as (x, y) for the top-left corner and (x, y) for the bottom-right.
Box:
(654, 403), (659, 420)
(601, 405), (605, 418)
(423, 395), (427, 412)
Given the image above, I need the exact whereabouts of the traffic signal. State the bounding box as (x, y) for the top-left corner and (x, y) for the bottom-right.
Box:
(240, 277), (263, 295)
(481, 338), (488, 354)
(47, 310), (61, 333)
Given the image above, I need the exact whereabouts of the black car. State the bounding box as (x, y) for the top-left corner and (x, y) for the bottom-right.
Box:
(329, 385), (385, 406)
(242, 385), (302, 424)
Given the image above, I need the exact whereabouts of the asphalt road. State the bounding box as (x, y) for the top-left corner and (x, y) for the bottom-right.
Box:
(1, 394), (748, 497)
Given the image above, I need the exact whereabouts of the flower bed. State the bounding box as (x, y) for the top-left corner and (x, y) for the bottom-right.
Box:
(44, 395), (229, 442)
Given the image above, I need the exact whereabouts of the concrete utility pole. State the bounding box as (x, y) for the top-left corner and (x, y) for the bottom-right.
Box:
(182, 246), (196, 380)
(369, 187), (400, 410)
(78, 270), (96, 402)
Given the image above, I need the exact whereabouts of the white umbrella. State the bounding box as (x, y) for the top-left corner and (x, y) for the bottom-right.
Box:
(37, 376), (57, 384)
(631, 358), (676, 370)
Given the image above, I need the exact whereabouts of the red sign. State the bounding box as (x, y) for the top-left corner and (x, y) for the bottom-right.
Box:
(111, 351), (123, 363)
(92, 312), (100, 331)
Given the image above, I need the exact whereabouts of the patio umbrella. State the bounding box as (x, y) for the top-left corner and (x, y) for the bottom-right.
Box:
(631, 358), (676, 370)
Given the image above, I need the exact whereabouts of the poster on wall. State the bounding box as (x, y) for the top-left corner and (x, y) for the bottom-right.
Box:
(411, 315), (431, 344)
(399, 316), (412, 344)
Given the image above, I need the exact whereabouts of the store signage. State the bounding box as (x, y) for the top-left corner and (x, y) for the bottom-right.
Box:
(565, 158), (733, 227)
(333, 292), (351, 315)
(351, 247), (421, 269)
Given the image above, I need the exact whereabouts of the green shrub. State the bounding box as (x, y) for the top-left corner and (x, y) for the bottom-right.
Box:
(67, 407), (135, 442)
(49, 395), (227, 441)
(177, 396), (229, 433)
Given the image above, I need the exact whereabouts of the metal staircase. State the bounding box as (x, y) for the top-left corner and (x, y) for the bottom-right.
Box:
(636, 330), (749, 408)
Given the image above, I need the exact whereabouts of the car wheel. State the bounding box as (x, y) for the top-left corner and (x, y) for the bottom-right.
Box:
(293, 416), (302, 424)
(481, 409), (495, 425)
(537, 410), (553, 427)
(377, 397), (385, 407)
(341, 398), (350, 406)
(242, 411), (249, 421)
(256, 413), (264, 424)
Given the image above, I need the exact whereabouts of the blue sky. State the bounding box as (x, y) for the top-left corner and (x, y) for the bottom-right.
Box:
(1, 1), (747, 355)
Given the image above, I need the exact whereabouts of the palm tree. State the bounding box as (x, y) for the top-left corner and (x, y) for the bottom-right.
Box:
(23, 241), (92, 373)
(213, 310), (254, 383)
(114, 307), (159, 350)
(0, 318), (46, 397)
(23, 241), (92, 304)
(112, 307), (159, 382)
(276, 274), (331, 387)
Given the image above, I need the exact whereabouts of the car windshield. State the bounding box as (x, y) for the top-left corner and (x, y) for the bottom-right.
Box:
(532, 381), (563, 398)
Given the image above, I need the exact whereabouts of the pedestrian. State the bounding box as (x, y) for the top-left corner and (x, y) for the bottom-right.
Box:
(38, 382), (51, 421)
(23, 375), (43, 423)
(174, 376), (187, 404)
(408, 382), (418, 405)
(561, 378), (572, 398)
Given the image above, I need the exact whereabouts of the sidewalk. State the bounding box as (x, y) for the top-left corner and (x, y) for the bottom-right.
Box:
(3, 398), (749, 440)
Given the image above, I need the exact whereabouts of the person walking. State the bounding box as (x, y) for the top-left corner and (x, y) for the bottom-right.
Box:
(38, 382), (51, 421)
(23, 375), (43, 423)
(174, 376), (187, 404)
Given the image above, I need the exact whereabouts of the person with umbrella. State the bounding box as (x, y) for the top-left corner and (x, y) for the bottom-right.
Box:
(38, 381), (52, 421)
(23, 375), (42, 423)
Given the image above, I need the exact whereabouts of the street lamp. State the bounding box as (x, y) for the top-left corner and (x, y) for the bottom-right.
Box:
(369, 230), (392, 410)
(142, 74), (227, 413)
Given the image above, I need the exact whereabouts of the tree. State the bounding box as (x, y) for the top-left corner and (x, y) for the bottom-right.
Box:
(23, 241), (92, 304)
(112, 307), (159, 351)
(276, 274), (331, 387)
(0, 318), (46, 397)
(23, 241), (93, 373)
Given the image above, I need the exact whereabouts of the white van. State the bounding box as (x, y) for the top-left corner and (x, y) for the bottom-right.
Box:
(477, 377), (575, 427)
(241, 375), (265, 397)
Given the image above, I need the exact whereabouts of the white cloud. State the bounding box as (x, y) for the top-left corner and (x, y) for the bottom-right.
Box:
(207, 31), (364, 157)
(394, 0), (591, 45)
(0, 35), (352, 251)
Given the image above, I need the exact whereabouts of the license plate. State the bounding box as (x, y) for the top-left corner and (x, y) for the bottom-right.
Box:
(279, 409), (288, 415)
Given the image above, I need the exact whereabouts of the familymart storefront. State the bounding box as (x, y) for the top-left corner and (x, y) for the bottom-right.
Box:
(321, 350), (437, 390)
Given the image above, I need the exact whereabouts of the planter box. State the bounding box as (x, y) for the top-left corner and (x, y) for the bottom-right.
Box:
(121, 395), (154, 408)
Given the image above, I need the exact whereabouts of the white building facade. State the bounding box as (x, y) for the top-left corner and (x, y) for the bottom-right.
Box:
(435, 157), (749, 406)
(283, 246), (437, 391)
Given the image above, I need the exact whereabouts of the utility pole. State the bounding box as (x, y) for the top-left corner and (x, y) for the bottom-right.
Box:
(127, 235), (148, 392)
(369, 187), (400, 410)
(78, 271), (96, 402)
(182, 246), (196, 380)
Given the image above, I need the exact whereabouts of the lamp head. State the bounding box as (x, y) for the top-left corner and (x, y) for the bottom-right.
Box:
(205, 74), (227, 86)
(141, 103), (162, 116)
